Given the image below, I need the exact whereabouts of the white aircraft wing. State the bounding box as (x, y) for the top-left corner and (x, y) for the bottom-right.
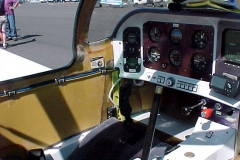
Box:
(0, 49), (51, 81)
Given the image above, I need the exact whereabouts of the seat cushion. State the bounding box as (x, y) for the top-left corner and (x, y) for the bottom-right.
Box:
(67, 117), (127, 160)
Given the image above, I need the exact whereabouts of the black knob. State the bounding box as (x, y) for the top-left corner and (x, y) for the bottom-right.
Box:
(166, 77), (175, 86)
(181, 107), (192, 115)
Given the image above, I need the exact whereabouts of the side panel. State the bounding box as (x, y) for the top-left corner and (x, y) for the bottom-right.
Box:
(0, 40), (114, 152)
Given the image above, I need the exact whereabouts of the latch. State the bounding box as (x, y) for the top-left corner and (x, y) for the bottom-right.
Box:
(55, 78), (65, 84)
(4, 90), (16, 97)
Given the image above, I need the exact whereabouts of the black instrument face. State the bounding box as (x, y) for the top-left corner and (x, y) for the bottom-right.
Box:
(191, 53), (207, 71)
(127, 32), (138, 43)
(169, 50), (182, 66)
(193, 30), (207, 49)
(149, 27), (160, 43)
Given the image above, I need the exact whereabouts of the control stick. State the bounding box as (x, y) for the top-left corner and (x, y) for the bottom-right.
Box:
(181, 99), (207, 115)
(142, 85), (163, 160)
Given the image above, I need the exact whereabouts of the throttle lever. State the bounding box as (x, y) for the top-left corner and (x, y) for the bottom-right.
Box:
(181, 99), (207, 115)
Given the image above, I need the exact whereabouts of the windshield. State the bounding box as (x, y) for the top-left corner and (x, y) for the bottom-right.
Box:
(88, 1), (171, 42)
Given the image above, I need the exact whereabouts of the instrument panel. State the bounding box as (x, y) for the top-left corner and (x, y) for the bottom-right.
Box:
(112, 9), (240, 155)
(142, 21), (214, 82)
(113, 9), (240, 105)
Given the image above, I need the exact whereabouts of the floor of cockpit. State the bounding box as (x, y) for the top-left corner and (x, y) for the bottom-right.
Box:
(132, 111), (195, 141)
(44, 95), (197, 160)
(81, 120), (180, 160)
(115, 114), (185, 160)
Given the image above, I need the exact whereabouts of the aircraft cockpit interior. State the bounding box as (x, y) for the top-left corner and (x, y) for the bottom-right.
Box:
(111, 3), (240, 160)
(41, 1), (240, 160)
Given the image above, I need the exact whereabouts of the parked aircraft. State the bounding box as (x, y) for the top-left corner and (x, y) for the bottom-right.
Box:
(100, 0), (128, 7)
(1, 0), (240, 160)
(133, 0), (165, 7)
(0, 49), (51, 81)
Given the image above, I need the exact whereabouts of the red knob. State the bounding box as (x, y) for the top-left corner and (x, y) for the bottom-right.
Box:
(201, 108), (213, 118)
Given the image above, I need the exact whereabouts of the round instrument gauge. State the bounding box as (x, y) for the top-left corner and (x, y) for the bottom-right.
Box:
(191, 53), (207, 71)
(126, 57), (138, 67)
(126, 32), (138, 43)
(149, 27), (160, 42)
(169, 50), (182, 66)
(148, 46), (161, 62)
(192, 30), (207, 49)
(170, 28), (182, 45)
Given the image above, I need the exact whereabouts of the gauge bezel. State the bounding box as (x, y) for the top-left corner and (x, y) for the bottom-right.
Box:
(148, 46), (161, 63)
(149, 26), (161, 43)
(170, 28), (182, 45)
(191, 53), (207, 72)
(192, 30), (208, 49)
(169, 49), (182, 66)
(126, 32), (138, 43)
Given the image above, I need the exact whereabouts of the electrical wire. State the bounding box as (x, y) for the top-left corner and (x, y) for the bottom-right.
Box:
(108, 78), (122, 107)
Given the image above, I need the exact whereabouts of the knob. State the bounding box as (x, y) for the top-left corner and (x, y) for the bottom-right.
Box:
(226, 82), (232, 89)
(181, 107), (192, 115)
(166, 77), (175, 86)
(201, 108), (213, 118)
(181, 99), (207, 116)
